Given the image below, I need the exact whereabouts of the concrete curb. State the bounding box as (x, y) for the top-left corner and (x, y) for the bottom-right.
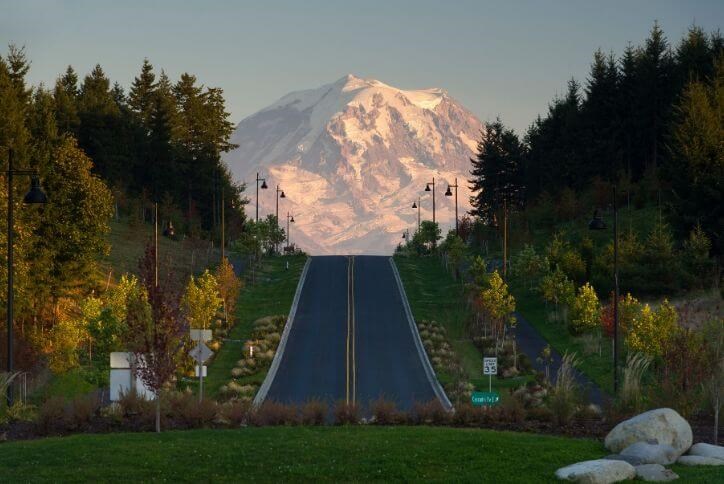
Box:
(253, 257), (312, 406)
(389, 258), (453, 412)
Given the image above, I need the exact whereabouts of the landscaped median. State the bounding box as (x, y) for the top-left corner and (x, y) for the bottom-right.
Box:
(204, 255), (307, 398)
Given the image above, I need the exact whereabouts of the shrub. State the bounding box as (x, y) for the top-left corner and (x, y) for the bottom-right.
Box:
(499, 397), (526, 424)
(411, 400), (448, 426)
(549, 352), (581, 426)
(370, 397), (401, 425)
(220, 400), (251, 427)
(67, 394), (100, 430)
(451, 402), (480, 426)
(37, 396), (67, 434)
(569, 283), (601, 335)
(251, 401), (299, 426)
(118, 388), (153, 417)
(300, 399), (327, 426)
(333, 401), (360, 425)
(167, 392), (218, 429)
(526, 406), (554, 423)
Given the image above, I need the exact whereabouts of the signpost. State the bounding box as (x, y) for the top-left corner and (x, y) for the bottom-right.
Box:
(190, 338), (214, 401)
(483, 357), (498, 392)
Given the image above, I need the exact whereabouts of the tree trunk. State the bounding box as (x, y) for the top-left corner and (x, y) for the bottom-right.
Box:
(715, 396), (720, 446)
(156, 396), (161, 433)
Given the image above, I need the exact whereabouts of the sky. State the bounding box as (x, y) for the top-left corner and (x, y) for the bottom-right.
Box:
(2, 0), (723, 134)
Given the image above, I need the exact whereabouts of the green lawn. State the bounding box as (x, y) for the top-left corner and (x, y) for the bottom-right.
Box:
(393, 256), (525, 392)
(205, 255), (307, 397)
(0, 426), (716, 482)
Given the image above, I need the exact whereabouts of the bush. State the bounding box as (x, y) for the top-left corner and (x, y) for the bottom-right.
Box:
(251, 401), (299, 426)
(220, 400), (252, 427)
(370, 397), (402, 425)
(411, 400), (448, 426)
(526, 406), (554, 423)
(67, 394), (100, 430)
(499, 397), (526, 424)
(167, 392), (218, 429)
(450, 402), (482, 427)
(300, 399), (327, 425)
(333, 401), (359, 425)
(37, 396), (67, 434)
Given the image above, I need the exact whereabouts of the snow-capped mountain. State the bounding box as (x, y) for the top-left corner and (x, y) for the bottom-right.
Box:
(224, 74), (482, 254)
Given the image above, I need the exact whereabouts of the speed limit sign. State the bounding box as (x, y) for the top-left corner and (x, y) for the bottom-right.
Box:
(483, 357), (498, 376)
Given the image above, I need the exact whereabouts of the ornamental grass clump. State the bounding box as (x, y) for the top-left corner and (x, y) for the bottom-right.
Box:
(412, 400), (448, 426)
(618, 352), (651, 414)
(549, 352), (581, 426)
(251, 401), (299, 426)
(370, 397), (403, 425)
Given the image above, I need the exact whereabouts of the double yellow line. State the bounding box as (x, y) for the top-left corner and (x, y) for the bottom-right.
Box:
(346, 256), (356, 405)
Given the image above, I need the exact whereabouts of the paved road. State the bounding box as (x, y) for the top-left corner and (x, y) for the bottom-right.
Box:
(264, 256), (439, 412)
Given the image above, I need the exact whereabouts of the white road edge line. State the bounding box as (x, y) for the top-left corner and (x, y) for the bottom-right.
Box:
(253, 257), (312, 406)
(389, 257), (454, 412)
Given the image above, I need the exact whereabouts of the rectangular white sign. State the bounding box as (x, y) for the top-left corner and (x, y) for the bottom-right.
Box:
(483, 357), (498, 376)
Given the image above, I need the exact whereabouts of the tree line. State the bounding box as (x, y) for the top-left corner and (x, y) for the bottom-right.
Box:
(470, 23), (723, 254)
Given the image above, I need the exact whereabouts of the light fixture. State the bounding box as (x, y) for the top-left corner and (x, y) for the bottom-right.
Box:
(23, 176), (48, 204)
(412, 202), (417, 209)
(261, 180), (268, 189)
(444, 186), (452, 197)
(588, 209), (606, 231)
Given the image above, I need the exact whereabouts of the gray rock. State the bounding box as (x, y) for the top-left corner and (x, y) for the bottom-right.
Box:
(688, 442), (724, 461)
(604, 454), (646, 466)
(604, 408), (692, 455)
(555, 459), (636, 483)
(620, 441), (678, 465)
(676, 455), (724, 466)
(634, 464), (679, 481)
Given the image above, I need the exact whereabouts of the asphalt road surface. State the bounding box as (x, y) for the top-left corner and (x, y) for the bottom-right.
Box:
(264, 255), (439, 412)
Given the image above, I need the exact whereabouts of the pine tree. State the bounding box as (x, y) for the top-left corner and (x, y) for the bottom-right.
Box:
(129, 59), (157, 128)
(53, 66), (80, 134)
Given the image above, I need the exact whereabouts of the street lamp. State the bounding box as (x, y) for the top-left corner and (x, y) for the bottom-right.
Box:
(286, 212), (295, 250)
(589, 185), (619, 394)
(275, 185), (285, 253)
(5, 148), (47, 406)
(411, 197), (421, 233)
(424, 177), (436, 224)
(445, 177), (459, 235)
(255, 172), (268, 222)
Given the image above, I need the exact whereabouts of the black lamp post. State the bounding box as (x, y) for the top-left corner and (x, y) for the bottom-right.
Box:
(275, 185), (285, 253)
(255, 172), (268, 222)
(589, 185), (619, 394)
(6, 148), (47, 406)
(424, 178), (436, 224)
(411, 197), (421, 233)
(286, 212), (295, 250)
(445, 177), (459, 235)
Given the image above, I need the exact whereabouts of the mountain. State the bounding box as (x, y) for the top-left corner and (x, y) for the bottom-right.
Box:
(224, 74), (483, 254)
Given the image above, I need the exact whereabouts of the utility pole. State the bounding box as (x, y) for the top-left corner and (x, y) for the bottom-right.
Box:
(154, 203), (158, 287)
(503, 199), (508, 280)
(221, 184), (225, 261)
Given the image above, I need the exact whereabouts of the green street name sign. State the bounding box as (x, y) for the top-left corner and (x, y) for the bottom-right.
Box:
(471, 391), (500, 407)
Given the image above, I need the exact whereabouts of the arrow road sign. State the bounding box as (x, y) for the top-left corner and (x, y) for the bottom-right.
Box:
(190, 341), (213, 363)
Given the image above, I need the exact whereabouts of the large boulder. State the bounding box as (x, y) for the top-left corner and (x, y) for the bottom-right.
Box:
(555, 459), (636, 483)
(688, 442), (724, 461)
(604, 408), (692, 455)
(676, 455), (724, 466)
(634, 464), (679, 481)
(604, 454), (645, 466)
(620, 441), (678, 465)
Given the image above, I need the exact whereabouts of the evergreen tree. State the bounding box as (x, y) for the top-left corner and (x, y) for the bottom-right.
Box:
(469, 118), (524, 221)
(53, 66), (80, 134)
(128, 59), (157, 129)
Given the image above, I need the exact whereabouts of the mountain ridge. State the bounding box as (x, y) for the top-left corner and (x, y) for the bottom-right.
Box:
(224, 74), (483, 254)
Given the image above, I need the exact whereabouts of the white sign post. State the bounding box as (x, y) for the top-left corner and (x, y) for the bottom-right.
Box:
(483, 357), (498, 392)
(190, 339), (214, 401)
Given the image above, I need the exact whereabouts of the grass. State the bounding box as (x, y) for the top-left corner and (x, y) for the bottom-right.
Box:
(394, 255), (524, 393)
(0, 426), (716, 482)
(205, 255), (307, 397)
(100, 218), (221, 283)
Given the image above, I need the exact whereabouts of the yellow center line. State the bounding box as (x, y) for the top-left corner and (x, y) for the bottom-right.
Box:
(345, 255), (356, 405)
(351, 256), (356, 405)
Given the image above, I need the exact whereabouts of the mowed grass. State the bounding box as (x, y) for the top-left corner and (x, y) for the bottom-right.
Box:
(205, 255), (307, 397)
(0, 427), (602, 482)
(393, 256), (526, 392)
(0, 426), (717, 482)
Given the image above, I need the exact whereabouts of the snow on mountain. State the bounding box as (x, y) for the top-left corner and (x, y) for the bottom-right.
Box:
(223, 74), (482, 255)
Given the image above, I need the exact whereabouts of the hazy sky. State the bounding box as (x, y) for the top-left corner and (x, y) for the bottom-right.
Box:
(2, 1), (722, 134)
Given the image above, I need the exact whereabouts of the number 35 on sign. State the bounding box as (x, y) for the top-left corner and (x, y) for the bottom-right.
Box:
(483, 357), (497, 375)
